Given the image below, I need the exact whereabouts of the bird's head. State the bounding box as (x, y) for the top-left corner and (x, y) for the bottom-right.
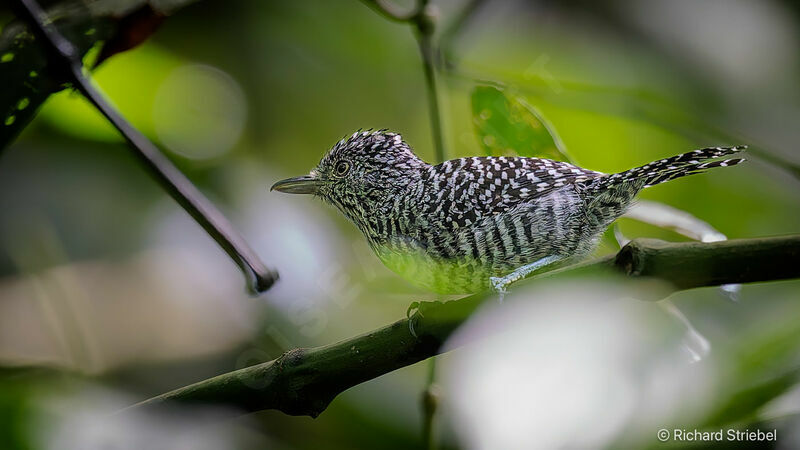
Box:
(271, 130), (426, 226)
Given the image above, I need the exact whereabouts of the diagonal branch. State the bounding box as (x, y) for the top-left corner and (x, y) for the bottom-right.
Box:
(14, 0), (277, 293)
(128, 235), (800, 417)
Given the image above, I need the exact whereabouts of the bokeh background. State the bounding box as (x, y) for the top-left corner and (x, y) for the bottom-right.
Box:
(1, 0), (800, 448)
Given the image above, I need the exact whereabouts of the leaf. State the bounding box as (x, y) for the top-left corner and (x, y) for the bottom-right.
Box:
(470, 85), (570, 161)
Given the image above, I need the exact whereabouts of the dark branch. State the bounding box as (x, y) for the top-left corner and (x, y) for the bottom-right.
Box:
(128, 235), (800, 417)
(14, 0), (277, 293)
(611, 236), (800, 290)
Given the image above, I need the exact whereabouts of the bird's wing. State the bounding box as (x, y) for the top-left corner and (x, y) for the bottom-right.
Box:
(424, 156), (602, 227)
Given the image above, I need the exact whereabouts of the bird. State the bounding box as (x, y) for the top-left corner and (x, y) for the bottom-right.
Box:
(272, 130), (745, 295)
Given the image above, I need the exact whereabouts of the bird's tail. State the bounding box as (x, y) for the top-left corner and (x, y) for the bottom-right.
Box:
(596, 145), (747, 191)
(581, 146), (746, 230)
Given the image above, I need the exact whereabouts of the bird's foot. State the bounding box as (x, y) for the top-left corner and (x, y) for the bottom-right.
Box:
(489, 255), (563, 302)
(489, 276), (510, 303)
(406, 301), (421, 321)
(406, 300), (444, 338)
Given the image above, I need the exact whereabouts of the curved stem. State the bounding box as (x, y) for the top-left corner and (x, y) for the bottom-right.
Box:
(416, 29), (446, 163)
(360, 0), (446, 163)
(421, 357), (439, 450)
(359, 0), (422, 22)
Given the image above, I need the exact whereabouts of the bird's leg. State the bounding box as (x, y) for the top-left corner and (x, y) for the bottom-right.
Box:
(490, 255), (562, 301)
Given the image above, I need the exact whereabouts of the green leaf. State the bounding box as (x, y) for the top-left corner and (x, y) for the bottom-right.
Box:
(470, 85), (571, 161)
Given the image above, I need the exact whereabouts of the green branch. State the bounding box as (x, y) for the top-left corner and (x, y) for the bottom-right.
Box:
(128, 235), (800, 417)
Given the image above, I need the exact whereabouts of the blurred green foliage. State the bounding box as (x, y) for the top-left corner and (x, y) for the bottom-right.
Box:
(1, 0), (799, 449)
(39, 44), (182, 143)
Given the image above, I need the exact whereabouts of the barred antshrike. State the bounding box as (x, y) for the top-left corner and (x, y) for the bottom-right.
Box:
(272, 130), (745, 294)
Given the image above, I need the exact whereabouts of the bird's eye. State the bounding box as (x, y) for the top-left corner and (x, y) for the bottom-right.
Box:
(334, 161), (350, 177)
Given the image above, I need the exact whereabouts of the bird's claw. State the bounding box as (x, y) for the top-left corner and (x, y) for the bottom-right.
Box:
(407, 301), (422, 338)
(489, 276), (510, 303)
(406, 301), (421, 320)
(406, 300), (443, 339)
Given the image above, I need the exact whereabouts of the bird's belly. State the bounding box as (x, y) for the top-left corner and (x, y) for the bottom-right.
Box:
(371, 192), (605, 294)
(373, 240), (493, 294)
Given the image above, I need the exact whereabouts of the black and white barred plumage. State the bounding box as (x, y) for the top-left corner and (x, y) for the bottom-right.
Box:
(272, 130), (745, 293)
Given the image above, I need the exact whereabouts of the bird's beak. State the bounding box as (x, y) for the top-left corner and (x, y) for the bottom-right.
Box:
(270, 174), (321, 194)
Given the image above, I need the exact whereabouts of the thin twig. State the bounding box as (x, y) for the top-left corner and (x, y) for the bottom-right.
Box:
(360, 0), (446, 162)
(14, 0), (277, 293)
(439, 0), (484, 70)
(127, 235), (800, 417)
(416, 28), (446, 164)
(359, 0), (419, 22)
(421, 357), (439, 450)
